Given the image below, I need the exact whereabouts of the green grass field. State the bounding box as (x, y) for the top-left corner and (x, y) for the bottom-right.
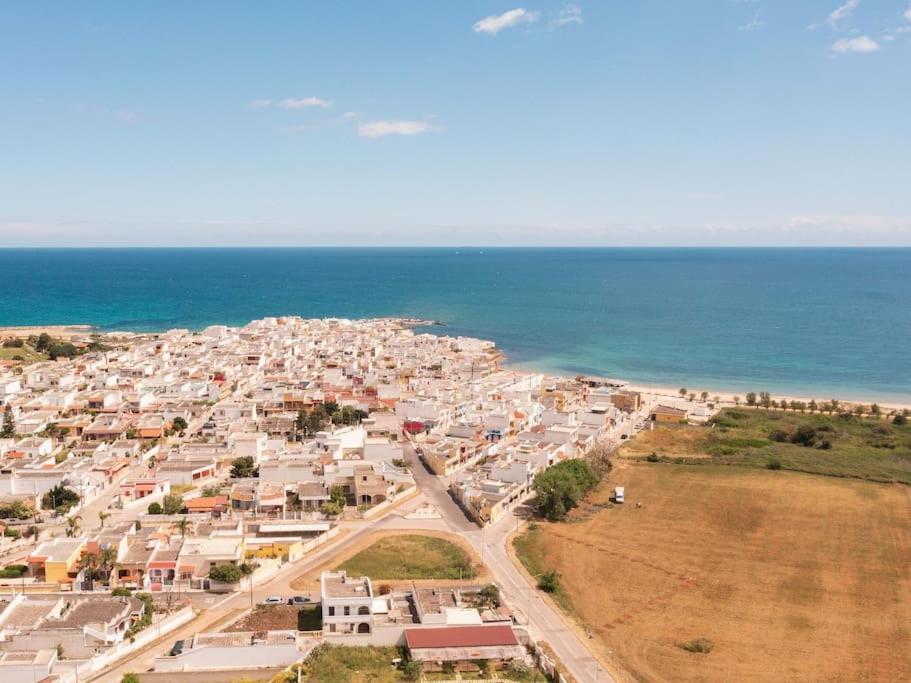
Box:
(625, 408), (911, 483)
(0, 342), (48, 364)
(337, 534), (477, 580)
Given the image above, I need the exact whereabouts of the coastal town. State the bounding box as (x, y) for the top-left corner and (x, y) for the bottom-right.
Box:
(0, 317), (705, 682)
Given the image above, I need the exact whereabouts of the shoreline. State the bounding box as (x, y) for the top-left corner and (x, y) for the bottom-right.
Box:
(3, 319), (909, 412)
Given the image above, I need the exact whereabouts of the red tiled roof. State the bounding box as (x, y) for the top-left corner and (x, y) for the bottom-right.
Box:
(405, 625), (518, 650)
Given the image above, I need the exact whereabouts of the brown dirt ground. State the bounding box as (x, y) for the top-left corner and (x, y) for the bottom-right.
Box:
(620, 425), (712, 459)
(524, 463), (911, 682)
(289, 529), (491, 592)
(226, 604), (301, 632)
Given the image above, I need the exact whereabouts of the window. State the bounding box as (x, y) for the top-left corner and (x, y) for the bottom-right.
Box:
(344, 606), (350, 616)
(328, 606), (335, 616)
(358, 606), (370, 615)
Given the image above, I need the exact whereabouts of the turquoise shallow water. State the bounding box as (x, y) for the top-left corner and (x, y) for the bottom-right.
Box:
(1, 247), (908, 402)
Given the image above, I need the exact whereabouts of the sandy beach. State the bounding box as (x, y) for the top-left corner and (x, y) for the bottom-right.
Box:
(627, 382), (911, 414)
(0, 324), (95, 339)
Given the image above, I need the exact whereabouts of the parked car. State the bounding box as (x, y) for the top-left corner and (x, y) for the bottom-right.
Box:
(169, 640), (185, 657)
(288, 595), (311, 605)
(262, 595), (284, 605)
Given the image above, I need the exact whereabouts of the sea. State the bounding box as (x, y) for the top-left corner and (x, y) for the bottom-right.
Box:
(1, 247), (909, 403)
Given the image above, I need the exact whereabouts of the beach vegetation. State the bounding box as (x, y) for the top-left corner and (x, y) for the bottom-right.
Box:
(623, 408), (911, 483)
(745, 392), (757, 406)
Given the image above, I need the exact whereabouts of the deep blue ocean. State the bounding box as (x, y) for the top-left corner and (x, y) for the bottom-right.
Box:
(1, 248), (908, 402)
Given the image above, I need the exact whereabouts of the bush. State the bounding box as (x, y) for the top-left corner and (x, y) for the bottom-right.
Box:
(769, 429), (790, 443)
(121, 674), (140, 683)
(679, 638), (714, 654)
(111, 587), (132, 597)
(147, 502), (163, 515)
(894, 414), (908, 426)
(3, 527), (21, 538)
(790, 425), (818, 447)
(0, 564), (27, 578)
(209, 564), (244, 583)
(538, 569), (561, 593)
(230, 456), (257, 478)
(766, 458), (782, 470)
(646, 452), (660, 463)
(1, 338), (23, 348)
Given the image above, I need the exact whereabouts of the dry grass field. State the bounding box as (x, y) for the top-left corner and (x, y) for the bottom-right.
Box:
(515, 463), (911, 682)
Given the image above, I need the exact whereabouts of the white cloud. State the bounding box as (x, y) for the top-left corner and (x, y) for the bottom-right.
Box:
(738, 11), (767, 32)
(473, 8), (540, 35)
(279, 97), (331, 109)
(357, 120), (440, 138)
(687, 192), (723, 201)
(249, 97), (332, 110)
(906, 4), (911, 22)
(342, 111), (362, 119)
(552, 4), (583, 28)
(831, 35), (880, 52)
(827, 0), (860, 29)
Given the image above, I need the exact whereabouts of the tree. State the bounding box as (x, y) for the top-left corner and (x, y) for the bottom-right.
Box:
(162, 494), (184, 515)
(532, 459), (598, 521)
(230, 456), (256, 478)
(1, 405), (15, 438)
(41, 484), (80, 513)
(147, 501), (163, 515)
(171, 416), (188, 432)
(208, 564), (243, 583)
(853, 404), (866, 417)
(759, 392), (772, 408)
(733, 396), (741, 406)
(98, 511), (110, 529)
(35, 333), (51, 352)
(745, 392), (757, 406)
(870, 403), (881, 417)
(172, 516), (191, 538)
(329, 485), (347, 508)
(479, 583), (501, 608)
(688, 392), (696, 402)
(893, 414), (908, 426)
(700, 391), (709, 402)
(121, 674), (140, 683)
(65, 514), (82, 538)
(808, 400), (818, 413)
(678, 387), (687, 398)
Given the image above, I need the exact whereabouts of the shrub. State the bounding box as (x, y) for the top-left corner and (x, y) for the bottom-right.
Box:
(893, 414), (908, 426)
(790, 426), (817, 447)
(0, 564), (27, 578)
(679, 638), (714, 654)
(538, 569), (561, 593)
(147, 502), (163, 515)
(41, 484), (80, 513)
(817, 439), (832, 450)
(111, 587), (132, 597)
(769, 429), (790, 443)
(161, 494), (184, 515)
(766, 458), (782, 470)
(209, 564), (243, 583)
(121, 674), (140, 683)
(646, 452), (660, 463)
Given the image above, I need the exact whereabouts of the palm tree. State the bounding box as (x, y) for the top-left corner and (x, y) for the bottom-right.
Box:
(98, 546), (118, 584)
(98, 510), (110, 529)
(172, 516), (191, 538)
(80, 551), (99, 585)
(65, 514), (82, 538)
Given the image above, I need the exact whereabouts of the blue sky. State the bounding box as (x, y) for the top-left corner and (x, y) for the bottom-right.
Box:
(2, 1), (910, 246)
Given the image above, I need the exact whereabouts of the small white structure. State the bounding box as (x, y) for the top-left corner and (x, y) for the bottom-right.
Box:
(614, 486), (625, 504)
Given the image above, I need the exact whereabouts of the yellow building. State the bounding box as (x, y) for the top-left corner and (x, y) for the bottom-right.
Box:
(27, 538), (86, 584)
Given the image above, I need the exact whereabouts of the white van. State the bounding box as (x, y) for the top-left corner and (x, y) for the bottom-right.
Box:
(614, 486), (625, 504)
